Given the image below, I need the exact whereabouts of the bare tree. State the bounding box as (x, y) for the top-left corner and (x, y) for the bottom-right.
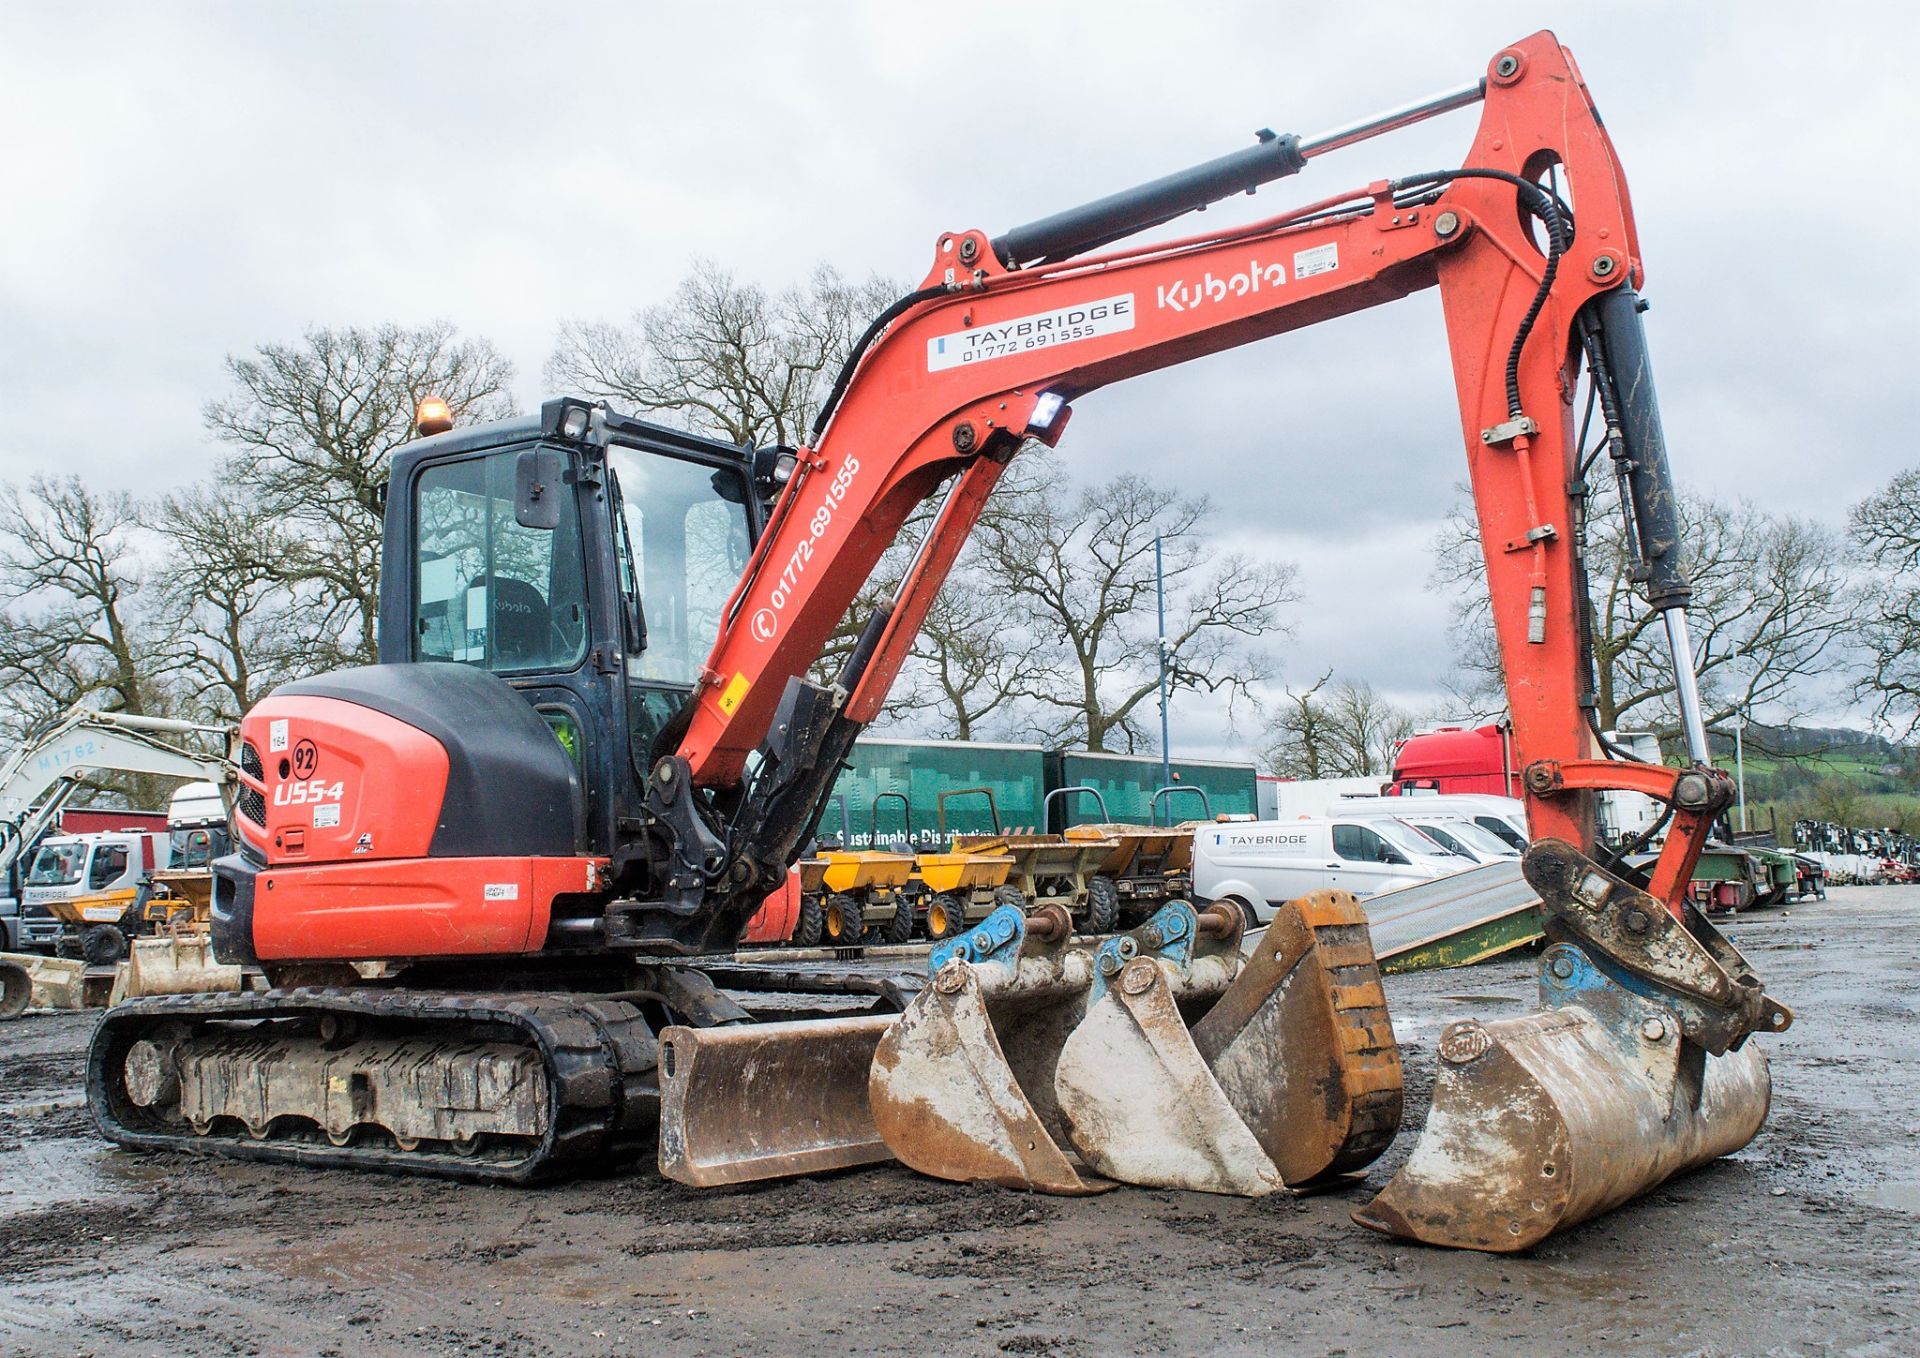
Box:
(0, 476), (180, 806)
(0, 476), (165, 726)
(981, 471), (1298, 752)
(1432, 478), (1853, 741)
(547, 260), (898, 448)
(148, 484), (309, 721)
(1261, 670), (1332, 778)
(206, 323), (515, 667)
(1851, 468), (1920, 735)
(1261, 673), (1413, 778)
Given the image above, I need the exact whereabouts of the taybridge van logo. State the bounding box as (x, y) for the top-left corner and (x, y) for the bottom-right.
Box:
(1156, 256), (1289, 313)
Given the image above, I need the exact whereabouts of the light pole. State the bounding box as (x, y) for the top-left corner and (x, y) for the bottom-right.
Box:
(1156, 535), (1172, 814)
(1734, 706), (1748, 834)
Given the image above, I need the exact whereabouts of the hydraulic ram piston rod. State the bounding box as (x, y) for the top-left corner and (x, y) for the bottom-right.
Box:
(992, 77), (1485, 266)
(1298, 79), (1486, 159)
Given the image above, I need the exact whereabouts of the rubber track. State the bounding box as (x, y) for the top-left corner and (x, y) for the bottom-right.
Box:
(86, 987), (659, 1184)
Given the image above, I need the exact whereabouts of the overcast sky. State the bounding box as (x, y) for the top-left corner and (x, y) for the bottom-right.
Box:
(3, 2), (1915, 759)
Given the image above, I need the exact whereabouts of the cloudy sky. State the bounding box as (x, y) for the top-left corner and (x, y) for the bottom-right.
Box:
(3, 2), (1915, 759)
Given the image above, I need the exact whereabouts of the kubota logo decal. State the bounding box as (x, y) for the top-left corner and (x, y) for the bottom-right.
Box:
(1156, 257), (1288, 313)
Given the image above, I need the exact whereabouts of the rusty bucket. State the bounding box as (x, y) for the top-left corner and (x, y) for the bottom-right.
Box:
(871, 892), (1403, 1198)
(1355, 841), (1786, 1251)
(657, 1014), (896, 1187)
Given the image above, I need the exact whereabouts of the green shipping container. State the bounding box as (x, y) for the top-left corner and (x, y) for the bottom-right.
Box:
(817, 739), (1048, 849)
(811, 739), (1260, 849)
(1045, 751), (1258, 830)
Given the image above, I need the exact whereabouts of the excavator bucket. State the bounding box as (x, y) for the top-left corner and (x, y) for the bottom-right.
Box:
(1354, 841), (1788, 1251)
(1189, 891), (1404, 1185)
(872, 954), (1105, 1194)
(871, 892), (1403, 1198)
(113, 935), (245, 1001)
(1, 951), (88, 1010)
(657, 1014), (896, 1187)
(0, 958), (29, 1020)
(1054, 951), (1284, 1196)
(869, 903), (1109, 1194)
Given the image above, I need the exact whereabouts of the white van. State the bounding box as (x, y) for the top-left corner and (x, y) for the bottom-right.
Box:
(1394, 812), (1520, 864)
(1193, 815), (1467, 922)
(1329, 794), (1529, 853)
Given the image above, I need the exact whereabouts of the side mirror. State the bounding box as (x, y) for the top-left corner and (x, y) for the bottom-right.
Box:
(515, 448), (566, 530)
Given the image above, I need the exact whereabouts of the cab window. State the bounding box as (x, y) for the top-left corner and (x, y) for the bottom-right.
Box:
(26, 842), (84, 886)
(88, 845), (130, 890)
(1332, 824), (1407, 865)
(1476, 815), (1529, 850)
(607, 448), (752, 687)
(414, 448), (589, 673)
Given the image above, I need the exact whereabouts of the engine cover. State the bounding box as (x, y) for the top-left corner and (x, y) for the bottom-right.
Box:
(236, 662), (581, 865)
(215, 663), (591, 964)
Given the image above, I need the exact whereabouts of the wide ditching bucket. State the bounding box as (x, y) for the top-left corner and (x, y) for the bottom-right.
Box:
(869, 891), (1402, 1198)
(1353, 839), (1789, 1252)
(657, 1014), (896, 1187)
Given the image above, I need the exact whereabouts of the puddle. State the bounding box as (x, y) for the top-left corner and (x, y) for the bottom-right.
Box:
(0, 1137), (145, 1215)
(1860, 1182), (1920, 1214)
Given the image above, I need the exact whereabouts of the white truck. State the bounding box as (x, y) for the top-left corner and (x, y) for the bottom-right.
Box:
(0, 707), (238, 951)
(1192, 813), (1469, 922)
(18, 828), (173, 959)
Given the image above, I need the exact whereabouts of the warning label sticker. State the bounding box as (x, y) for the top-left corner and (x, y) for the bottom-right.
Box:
(313, 802), (340, 829)
(927, 294), (1134, 372)
(484, 883), (520, 902)
(717, 673), (752, 716)
(1292, 242), (1338, 279)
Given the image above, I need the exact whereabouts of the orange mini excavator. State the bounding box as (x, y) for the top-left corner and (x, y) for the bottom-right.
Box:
(91, 31), (1787, 1252)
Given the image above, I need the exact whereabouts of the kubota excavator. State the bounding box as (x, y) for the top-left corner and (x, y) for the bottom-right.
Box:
(89, 31), (1789, 1252)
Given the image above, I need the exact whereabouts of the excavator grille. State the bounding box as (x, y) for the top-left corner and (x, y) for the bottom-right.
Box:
(237, 740), (265, 826)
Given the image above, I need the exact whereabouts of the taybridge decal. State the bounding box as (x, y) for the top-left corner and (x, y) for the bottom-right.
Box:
(927, 295), (1134, 372)
(1156, 257), (1288, 313)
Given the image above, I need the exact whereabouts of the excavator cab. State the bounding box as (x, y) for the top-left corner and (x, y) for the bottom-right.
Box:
(202, 399), (768, 971)
(380, 397), (761, 875)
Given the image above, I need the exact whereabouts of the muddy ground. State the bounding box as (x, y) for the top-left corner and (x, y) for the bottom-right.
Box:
(2, 887), (1916, 1358)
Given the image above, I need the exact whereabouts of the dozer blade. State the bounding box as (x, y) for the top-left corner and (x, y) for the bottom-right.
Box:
(1055, 954), (1284, 1196)
(870, 959), (1107, 1195)
(1190, 892), (1404, 1186)
(1355, 841), (1787, 1252)
(658, 1014), (896, 1187)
